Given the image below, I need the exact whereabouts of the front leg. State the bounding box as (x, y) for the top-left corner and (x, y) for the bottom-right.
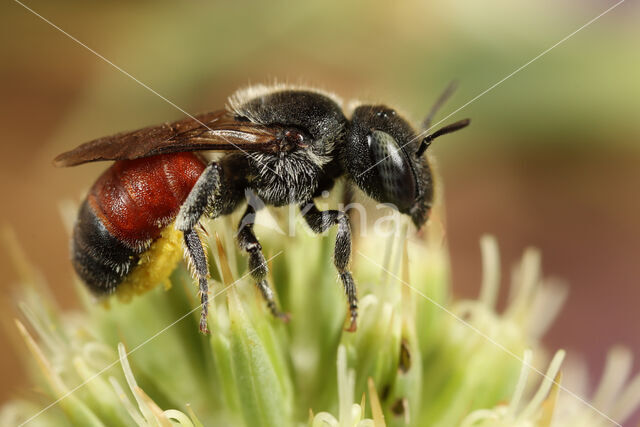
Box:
(300, 201), (358, 332)
(236, 204), (288, 321)
(176, 162), (222, 334)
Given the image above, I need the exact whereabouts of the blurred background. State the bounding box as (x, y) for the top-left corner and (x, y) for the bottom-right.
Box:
(1, 0), (638, 423)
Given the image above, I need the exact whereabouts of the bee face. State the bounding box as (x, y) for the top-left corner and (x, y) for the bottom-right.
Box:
(345, 104), (433, 227)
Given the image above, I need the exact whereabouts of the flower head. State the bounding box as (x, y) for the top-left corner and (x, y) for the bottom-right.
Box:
(1, 214), (638, 426)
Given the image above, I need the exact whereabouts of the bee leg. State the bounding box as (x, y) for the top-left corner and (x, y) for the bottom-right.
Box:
(300, 201), (358, 332)
(176, 162), (222, 334)
(175, 162), (222, 233)
(237, 204), (289, 321)
(183, 228), (210, 334)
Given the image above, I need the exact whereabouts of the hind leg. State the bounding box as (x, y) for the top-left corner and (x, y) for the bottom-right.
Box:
(175, 163), (222, 333)
(182, 229), (211, 333)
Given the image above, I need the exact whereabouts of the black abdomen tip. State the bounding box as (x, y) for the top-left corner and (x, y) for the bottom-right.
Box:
(72, 200), (139, 295)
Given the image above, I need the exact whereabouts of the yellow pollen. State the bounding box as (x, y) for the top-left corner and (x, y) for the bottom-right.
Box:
(115, 225), (183, 302)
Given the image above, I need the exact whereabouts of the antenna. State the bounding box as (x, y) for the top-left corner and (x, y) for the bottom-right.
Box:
(415, 119), (470, 157)
(421, 80), (458, 131)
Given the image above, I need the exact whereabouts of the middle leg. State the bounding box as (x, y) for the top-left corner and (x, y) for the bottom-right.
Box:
(236, 204), (288, 320)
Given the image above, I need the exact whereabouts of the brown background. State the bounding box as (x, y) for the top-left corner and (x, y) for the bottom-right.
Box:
(1, 0), (639, 424)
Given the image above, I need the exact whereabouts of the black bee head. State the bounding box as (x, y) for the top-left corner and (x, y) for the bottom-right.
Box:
(345, 105), (435, 228)
(345, 104), (470, 228)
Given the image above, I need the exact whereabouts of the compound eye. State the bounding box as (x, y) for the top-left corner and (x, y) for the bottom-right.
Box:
(367, 130), (417, 211)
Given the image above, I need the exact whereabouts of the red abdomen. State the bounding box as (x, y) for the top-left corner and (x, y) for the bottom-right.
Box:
(88, 152), (206, 248)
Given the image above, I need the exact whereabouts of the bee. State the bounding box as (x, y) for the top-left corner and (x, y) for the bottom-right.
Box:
(54, 84), (469, 334)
